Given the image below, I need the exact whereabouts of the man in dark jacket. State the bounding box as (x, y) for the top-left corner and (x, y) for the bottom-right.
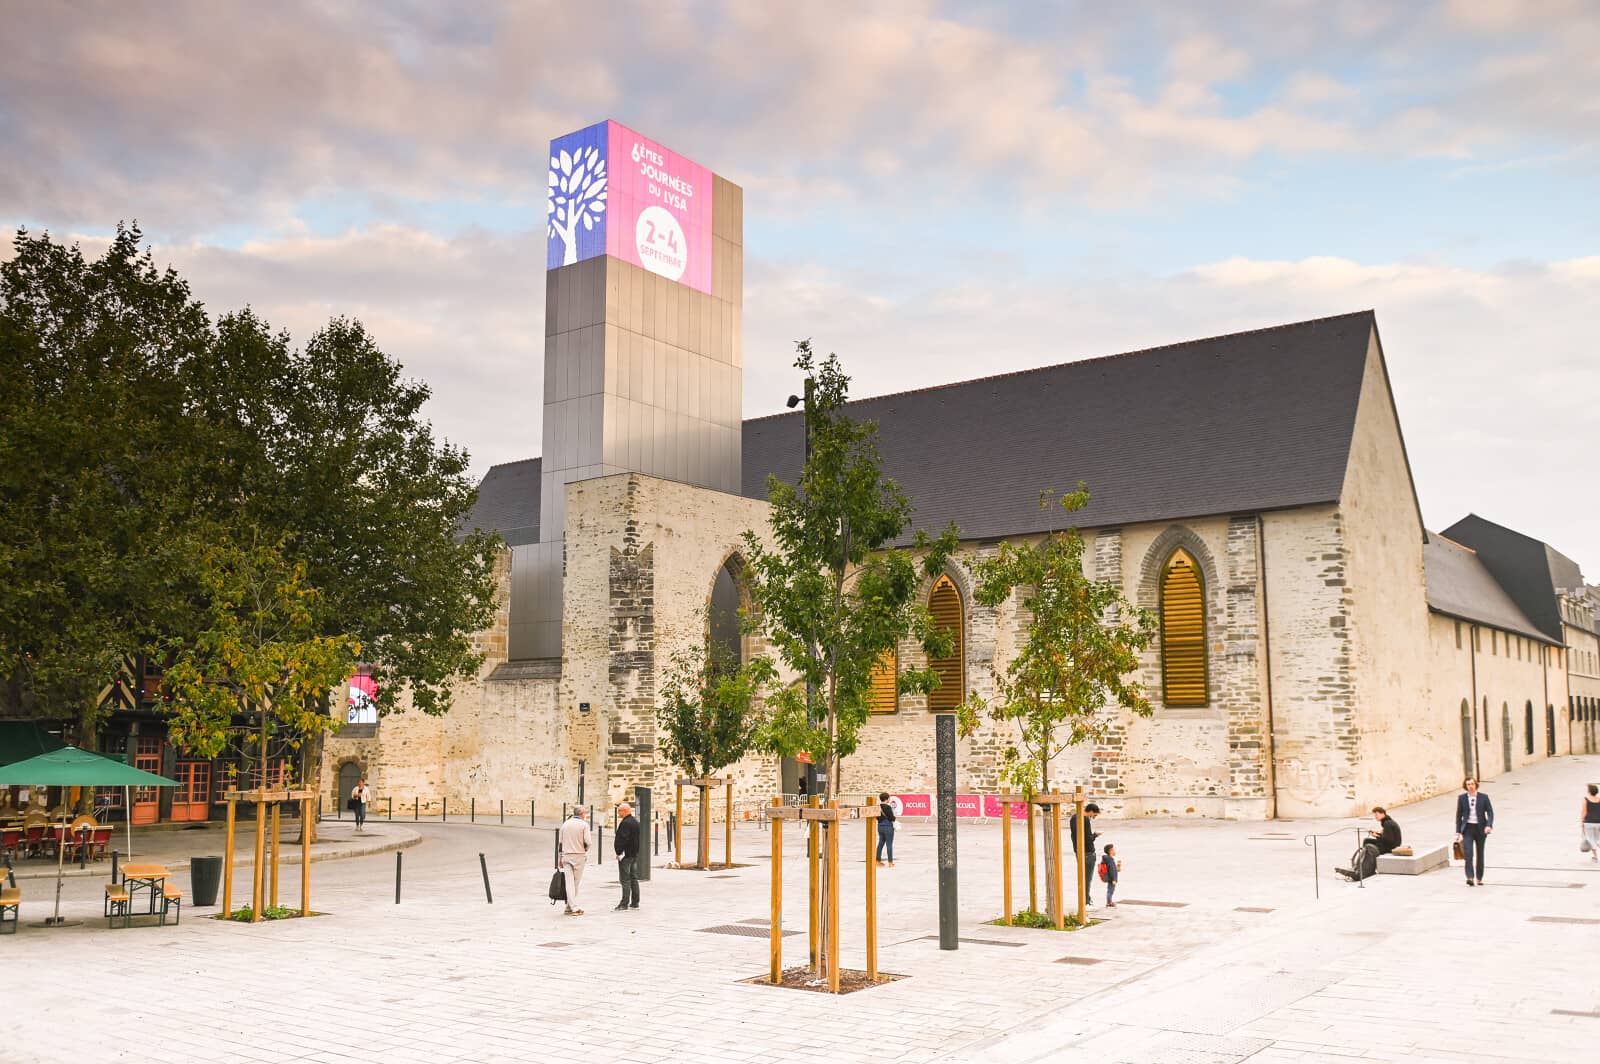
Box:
(1366, 806), (1402, 855)
(613, 802), (641, 910)
(1068, 802), (1100, 904)
(1454, 776), (1494, 886)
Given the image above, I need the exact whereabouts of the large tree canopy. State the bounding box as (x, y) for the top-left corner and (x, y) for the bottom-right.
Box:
(0, 225), (497, 735)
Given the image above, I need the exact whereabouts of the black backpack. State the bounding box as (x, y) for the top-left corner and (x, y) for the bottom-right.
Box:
(548, 869), (566, 904)
(1348, 843), (1378, 881)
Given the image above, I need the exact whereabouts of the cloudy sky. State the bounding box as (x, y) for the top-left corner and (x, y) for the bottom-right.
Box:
(5, 1), (1597, 570)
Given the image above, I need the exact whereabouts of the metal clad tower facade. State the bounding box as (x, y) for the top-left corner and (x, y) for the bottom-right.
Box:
(511, 120), (744, 659)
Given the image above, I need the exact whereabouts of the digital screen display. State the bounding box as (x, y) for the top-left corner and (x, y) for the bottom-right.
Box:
(546, 120), (714, 294)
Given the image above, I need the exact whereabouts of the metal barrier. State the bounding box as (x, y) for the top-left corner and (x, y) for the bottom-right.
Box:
(1303, 826), (1368, 898)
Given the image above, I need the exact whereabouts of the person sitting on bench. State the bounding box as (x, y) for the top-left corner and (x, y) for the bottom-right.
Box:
(1338, 806), (1402, 880)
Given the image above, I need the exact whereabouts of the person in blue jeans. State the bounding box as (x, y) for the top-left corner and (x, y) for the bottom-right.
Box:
(876, 792), (896, 866)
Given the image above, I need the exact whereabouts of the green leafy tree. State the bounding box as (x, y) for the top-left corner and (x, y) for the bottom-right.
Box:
(0, 226), (212, 739)
(656, 634), (775, 868)
(657, 641), (775, 781)
(740, 341), (960, 978)
(741, 342), (962, 800)
(0, 227), (497, 809)
(162, 533), (360, 767)
(966, 487), (1156, 919)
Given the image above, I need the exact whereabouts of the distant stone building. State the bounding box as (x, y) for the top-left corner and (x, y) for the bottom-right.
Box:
(322, 305), (1585, 822)
(318, 123), (1584, 823)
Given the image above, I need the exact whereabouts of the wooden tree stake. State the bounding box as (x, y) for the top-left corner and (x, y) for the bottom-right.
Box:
(1001, 793), (1013, 924)
(826, 799), (841, 993)
(1074, 786), (1087, 927)
(865, 810), (878, 980)
(223, 798), (236, 915)
(769, 796), (783, 985)
(1049, 799), (1064, 930)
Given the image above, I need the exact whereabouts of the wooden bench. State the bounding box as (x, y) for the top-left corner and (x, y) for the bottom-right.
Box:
(104, 883), (131, 928)
(160, 885), (183, 926)
(0, 886), (19, 934)
(1376, 843), (1449, 875)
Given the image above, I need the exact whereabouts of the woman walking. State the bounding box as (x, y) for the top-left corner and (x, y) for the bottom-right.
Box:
(1454, 776), (1494, 886)
(876, 792), (896, 867)
(350, 777), (372, 830)
(1582, 783), (1600, 863)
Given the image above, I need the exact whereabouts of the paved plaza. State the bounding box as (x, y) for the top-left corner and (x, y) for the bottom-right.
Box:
(9, 755), (1600, 1064)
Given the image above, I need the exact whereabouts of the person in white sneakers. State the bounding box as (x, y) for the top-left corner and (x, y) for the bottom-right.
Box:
(558, 807), (592, 915)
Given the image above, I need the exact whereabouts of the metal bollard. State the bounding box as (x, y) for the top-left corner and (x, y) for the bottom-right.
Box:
(111, 850), (120, 885)
(388, 796), (393, 820)
(500, 799), (504, 825)
(443, 796), (448, 822)
(479, 853), (493, 904)
(78, 827), (89, 869)
(530, 799), (535, 827)
(414, 797), (419, 821)
(471, 797), (476, 824)
(598, 823), (604, 865)
(395, 852), (403, 904)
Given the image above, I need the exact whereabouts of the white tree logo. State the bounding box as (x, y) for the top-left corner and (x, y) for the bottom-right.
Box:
(547, 144), (607, 266)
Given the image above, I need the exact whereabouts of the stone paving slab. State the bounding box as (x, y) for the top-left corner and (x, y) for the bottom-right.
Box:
(6, 755), (1600, 1063)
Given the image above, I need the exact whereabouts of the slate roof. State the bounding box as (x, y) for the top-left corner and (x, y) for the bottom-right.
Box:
(1422, 533), (1556, 644)
(1439, 514), (1584, 642)
(468, 311), (1383, 547)
(464, 458), (540, 546)
(742, 310), (1379, 540)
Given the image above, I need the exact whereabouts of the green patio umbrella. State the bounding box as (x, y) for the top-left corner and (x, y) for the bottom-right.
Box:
(0, 746), (177, 926)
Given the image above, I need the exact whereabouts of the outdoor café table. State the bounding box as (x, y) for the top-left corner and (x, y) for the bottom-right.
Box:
(119, 864), (170, 915)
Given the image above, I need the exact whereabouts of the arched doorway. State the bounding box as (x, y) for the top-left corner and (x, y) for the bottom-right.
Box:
(337, 761), (362, 813)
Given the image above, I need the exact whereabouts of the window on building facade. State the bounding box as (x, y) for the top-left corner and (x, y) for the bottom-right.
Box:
(1160, 549), (1208, 707)
(926, 575), (964, 712)
(1455, 622), (1462, 649)
(869, 647), (897, 713)
(1491, 630), (1498, 655)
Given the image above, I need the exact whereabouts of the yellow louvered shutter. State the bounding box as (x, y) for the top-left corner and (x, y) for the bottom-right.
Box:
(928, 576), (964, 712)
(1161, 550), (1207, 707)
(869, 648), (897, 713)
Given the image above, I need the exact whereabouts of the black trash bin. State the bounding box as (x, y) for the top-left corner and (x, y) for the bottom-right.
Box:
(190, 856), (223, 907)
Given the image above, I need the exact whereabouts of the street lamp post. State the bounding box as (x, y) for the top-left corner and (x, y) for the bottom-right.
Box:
(786, 378), (818, 801)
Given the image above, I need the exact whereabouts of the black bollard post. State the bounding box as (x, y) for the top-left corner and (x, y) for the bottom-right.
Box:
(530, 799), (535, 827)
(500, 799), (504, 825)
(443, 796), (448, 822)
(111, 850), (120, 885)
(395, 852), (403, 904)
(479, 853), (493, 904)
(471, 797), (476, 824)
(414, 797), (419, 821)
(598, 823), (604, 866)
(338, 793), (343, 820)
(78, 827), (88, 870)
(636, 786), (653, 882)
(936, 712), (959, 951)
(387, 796), (393, 820)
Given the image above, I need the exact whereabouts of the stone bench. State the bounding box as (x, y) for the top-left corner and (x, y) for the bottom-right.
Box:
(1376, 843), (1449, 875)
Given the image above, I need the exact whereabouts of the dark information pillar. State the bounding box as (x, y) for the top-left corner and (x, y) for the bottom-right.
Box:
(634, 784), (653, 882)
(936, 713), (958, 950)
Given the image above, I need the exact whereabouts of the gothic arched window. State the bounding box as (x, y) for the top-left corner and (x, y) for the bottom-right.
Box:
(927, 575), (964, 712)
(868, 648), (898, 714)
(1160, 550), (1208, 707)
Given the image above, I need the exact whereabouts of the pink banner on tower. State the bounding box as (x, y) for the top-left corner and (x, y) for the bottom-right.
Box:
(605, 122), (714, 294)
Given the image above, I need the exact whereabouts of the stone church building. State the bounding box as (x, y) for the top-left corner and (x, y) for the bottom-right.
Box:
(321, 126), (1582, 822)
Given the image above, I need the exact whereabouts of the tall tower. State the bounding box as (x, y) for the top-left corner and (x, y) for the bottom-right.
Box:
(510, 121), (744, 659)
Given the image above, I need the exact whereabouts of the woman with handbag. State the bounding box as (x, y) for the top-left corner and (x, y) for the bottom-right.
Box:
(350, 778), (372, 829)
(1581, 783), (1600, 863)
